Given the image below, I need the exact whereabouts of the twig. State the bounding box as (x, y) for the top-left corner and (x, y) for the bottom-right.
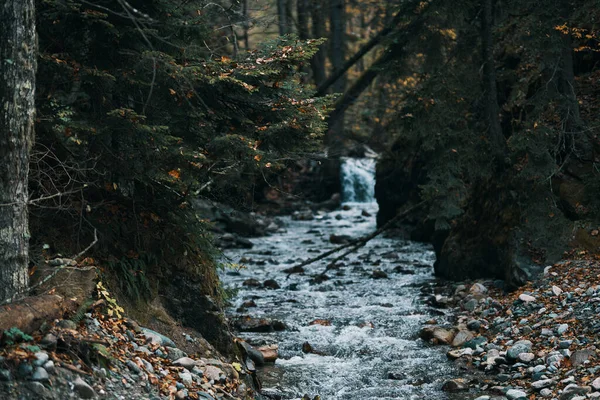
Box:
(289, 201), (427, 273)
(73, 228), (98, 260)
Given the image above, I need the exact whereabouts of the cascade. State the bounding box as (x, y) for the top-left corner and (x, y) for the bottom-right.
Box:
(340, 157), (376, 203)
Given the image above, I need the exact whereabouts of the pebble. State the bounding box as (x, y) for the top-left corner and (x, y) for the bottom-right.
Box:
(33, 352), (49, 367)
(31, 367), (49, 382)
(552, 285), (563, 296)
(557, 323), (569, 335)
(519, 293), (536, 302)
(173, 357), (197, 370)
(506, 389), (527, 399)
(43, 360), (55, 374)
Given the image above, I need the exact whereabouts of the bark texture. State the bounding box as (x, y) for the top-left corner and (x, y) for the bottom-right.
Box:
(0, 0), (37, 302)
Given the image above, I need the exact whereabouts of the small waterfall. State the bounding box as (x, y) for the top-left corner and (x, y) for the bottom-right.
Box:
(340, 157), (376, 203)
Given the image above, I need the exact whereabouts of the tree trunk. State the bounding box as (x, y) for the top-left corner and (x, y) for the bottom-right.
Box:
(480, 0), (506, 159)
(297, 0), (310, 40)
(277, 0), (289, 35)
(327, 0), (346, 149)
(242, 0), (250, 49)
(310, 0), (327, 86)
(0, 0), (37, 303)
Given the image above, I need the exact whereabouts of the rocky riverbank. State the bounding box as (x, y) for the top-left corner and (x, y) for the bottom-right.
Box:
(0, 307), (251, 400)
(423, 257), (600, 400)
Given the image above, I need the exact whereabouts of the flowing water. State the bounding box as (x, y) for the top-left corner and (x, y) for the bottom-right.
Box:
(220, 158), (463, 400)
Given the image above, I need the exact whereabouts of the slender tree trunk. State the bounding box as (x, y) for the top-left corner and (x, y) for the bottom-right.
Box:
(310, 0), (327, 86)
(277, 0), (288, 35)
(242, 0), (250, 49)
(329, 0), (346, 94)
(327, 0), (346, 150)
(297, 0), (310, 40)
(0, 0), (37, 302)
(480, 0), (506, 158)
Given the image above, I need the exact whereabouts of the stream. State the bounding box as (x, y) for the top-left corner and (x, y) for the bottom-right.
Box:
(220, 158), (462, 399)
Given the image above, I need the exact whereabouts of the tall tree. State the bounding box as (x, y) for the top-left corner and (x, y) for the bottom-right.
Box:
(0, 0), (37, 302)
(311, 0), (327, 86)
(328, 0), (347, 149)
(277, 0), (289, 35)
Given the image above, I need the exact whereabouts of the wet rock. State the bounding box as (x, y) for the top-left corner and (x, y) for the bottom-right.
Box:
(392, 265), (415, 274)
(234, 316), (286, 332)
(242, 278), (261, 288)
(264, 279), (281, 289)
(283, 266), (305, 274)
(73, 376), (96, 399)
(257, 344), (278, 362)
(451, 330), (474, 347)
(241, 300), (257, 308)
(387, 371), (406, 380)
(330, 234), (352, 244)
(420, 326), (455, 345)
(441, 378), (468, 391)
(239, 341), (265, 366)
(292, 210), (314, 221)
(371, 269), (388, 279)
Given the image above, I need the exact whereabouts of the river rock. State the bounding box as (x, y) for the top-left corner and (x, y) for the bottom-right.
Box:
(420, 326), (455, 345)
(507, 340), (533, 360)
(506, 389), (527, 399)
(263, 279), (280, 289)
(441, 378), (468, 391)
(571, 348), (595, 366)
(31, 367), (49, 382)
(142, 327), (176, 347)
(258, 344), (279, 362)
(166, 347), (187, 361)
(470, 283), (487, 295)
(203, 366), (224, 382)
(173, 357), (197, 370)
(591, 377), (600, 391)
(234, 316), (286, 332)
(239, 341), (265, 366)
(73, 377), (96, 399)
(452, 330), (474, 347)
(552, 285), (563, 296)
(532, 379), (554, 390)
(519, 293), (536, 302)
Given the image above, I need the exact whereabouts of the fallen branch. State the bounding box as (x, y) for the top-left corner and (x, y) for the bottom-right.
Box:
(289, 201), (427, 273)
